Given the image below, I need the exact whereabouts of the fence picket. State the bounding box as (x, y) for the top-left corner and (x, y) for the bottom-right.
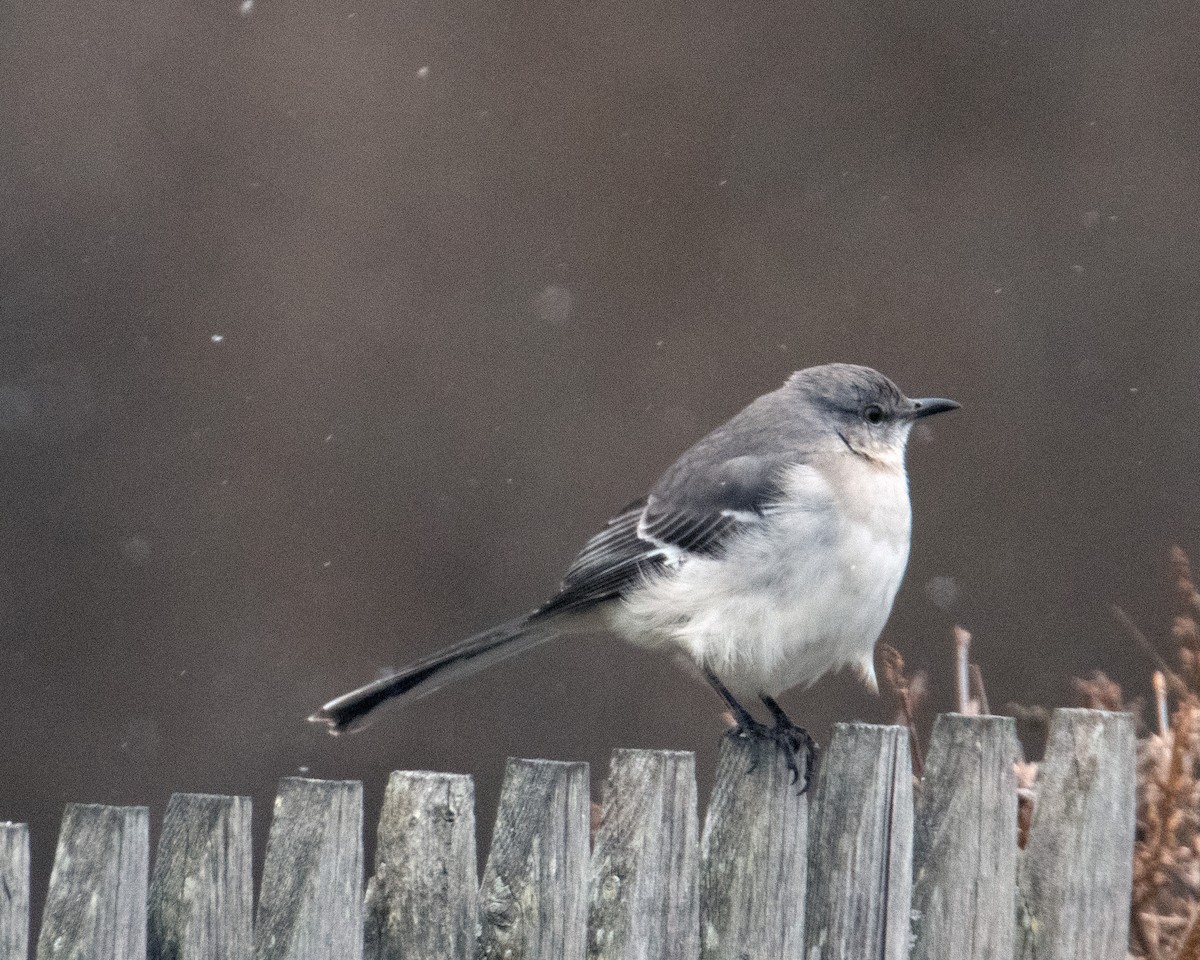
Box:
(910, 714), (1019, 960)
(148, 794), (253, 960)
(479, 758), (589, 960)
(1, 823), (30, 960)
(1016, 708), (1136, 960)
(363, 772), (477, 960)
(588, 749), (699, 960)
(253, 779), (363, 960)
(803, 723), (913, 960)
(36, 805), (149, 960)
(699, 735), (809, 960)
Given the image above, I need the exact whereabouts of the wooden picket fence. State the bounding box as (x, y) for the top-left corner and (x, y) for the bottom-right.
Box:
(0, 709), (1135, 960)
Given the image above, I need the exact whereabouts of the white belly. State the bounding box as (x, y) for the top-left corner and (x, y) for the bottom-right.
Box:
(608, 460), (912, 699)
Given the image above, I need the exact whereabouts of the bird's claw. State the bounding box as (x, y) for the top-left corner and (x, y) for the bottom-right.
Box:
(729, 718), (819, 793)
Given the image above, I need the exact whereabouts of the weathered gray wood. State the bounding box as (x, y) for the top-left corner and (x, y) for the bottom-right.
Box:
(148, 794), (253, 960)
(699, 735), (809, 960)
(1, 823), (30, 960)
(1016, 708), (1136, 960)
(803, 724), (913, 960)
(479, 758), (589, 960)
(253, 778), (363, 960)
(36, 804), (149, 960)
(911, 715), (1019, 960)
(363, 772), (478, 960)
(588, 749), (698, 960)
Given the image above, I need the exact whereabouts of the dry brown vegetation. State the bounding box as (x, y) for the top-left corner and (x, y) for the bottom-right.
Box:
(1124, 548), (1200, 960)
(880, 546), (1200, 960)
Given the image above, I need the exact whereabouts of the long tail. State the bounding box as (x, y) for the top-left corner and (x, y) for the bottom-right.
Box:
(308, 613), (557, 734)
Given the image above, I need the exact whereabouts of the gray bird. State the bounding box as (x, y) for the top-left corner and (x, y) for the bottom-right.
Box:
(309, 363), (959, 781)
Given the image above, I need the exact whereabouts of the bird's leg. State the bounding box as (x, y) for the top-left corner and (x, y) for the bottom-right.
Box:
(703, 667), (763, 733)
(703, 668), (816, 791)
(759, 693), (819, 791)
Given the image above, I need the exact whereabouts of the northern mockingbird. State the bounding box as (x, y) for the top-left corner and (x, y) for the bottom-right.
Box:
(310, 363), (959, 781)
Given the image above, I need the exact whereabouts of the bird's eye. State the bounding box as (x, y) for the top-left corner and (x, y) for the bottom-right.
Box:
(863, 404), (885, 424)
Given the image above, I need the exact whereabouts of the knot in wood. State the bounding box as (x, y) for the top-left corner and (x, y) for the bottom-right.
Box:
(600, 871), (622, 901)
(482, 877), (520, 930)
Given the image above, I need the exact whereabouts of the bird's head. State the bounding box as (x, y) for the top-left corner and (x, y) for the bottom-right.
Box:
(786, 363), (960, 467)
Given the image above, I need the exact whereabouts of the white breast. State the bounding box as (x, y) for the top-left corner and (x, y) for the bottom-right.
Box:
(609, 458), (912, 699)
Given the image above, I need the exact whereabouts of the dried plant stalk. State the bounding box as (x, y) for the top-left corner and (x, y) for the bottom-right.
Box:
(877, 642), (925, 778)
(1014, 760), (1038, 851)
(1154, 672), (1169, 738)
(953, 626), (977, 716)
(969, 663), (991, 715)
(1113, 604), (1192, 701)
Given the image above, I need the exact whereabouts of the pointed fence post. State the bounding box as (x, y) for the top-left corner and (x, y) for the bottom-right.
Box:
(363, 772), (478, 960)
(478, 759), (589, 960)
(1016, 708), (1136, 960)
(699, 735), (809, 960)
(148, 794), (253, 960)
(588, 749), (699, 959)
(910, 715), (1019, 960)
(1, 823), (30, 960)
(36, 805), (149, 960)
(803, 724), (913, 960)
(253, 779), (363, 960)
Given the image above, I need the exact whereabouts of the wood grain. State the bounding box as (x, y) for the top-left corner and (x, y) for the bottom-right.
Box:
(253, 778), (363, 960)
(910, 714), (1019, 960)
(803, 724), (913, 960)
(36, 805), (149, 960)
(479, 759), (589, 960)
(588, 749), (698, 960)
(699, 734), (809, 960)
(1, 823), (30, 960)
(363, 772), (477, 960)
(149, 793), (253, 960)
(1015, 709), (1136, 960)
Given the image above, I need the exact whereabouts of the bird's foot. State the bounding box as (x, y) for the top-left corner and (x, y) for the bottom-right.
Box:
(729, 717), (819, 793)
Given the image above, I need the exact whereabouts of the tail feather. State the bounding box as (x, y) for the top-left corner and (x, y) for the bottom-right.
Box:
(308, 614), (553, 734)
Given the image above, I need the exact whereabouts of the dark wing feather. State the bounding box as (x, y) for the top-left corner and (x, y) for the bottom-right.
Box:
(537, 498), (659, 615)
(636, 502), (742, 557)
(635, 451), (791, 557)
(559, 498), (648, 580)
(536, 453), (791, 617)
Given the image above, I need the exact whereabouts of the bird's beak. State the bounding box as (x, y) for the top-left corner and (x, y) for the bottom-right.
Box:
(908, 397), (961, 420)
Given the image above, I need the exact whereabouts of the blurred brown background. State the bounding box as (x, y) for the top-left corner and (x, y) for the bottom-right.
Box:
(3, 0), (1199, 916)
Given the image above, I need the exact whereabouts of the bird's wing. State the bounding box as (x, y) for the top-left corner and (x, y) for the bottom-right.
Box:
(536, 498), (656, 615)
(537, 454), (791, 616)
